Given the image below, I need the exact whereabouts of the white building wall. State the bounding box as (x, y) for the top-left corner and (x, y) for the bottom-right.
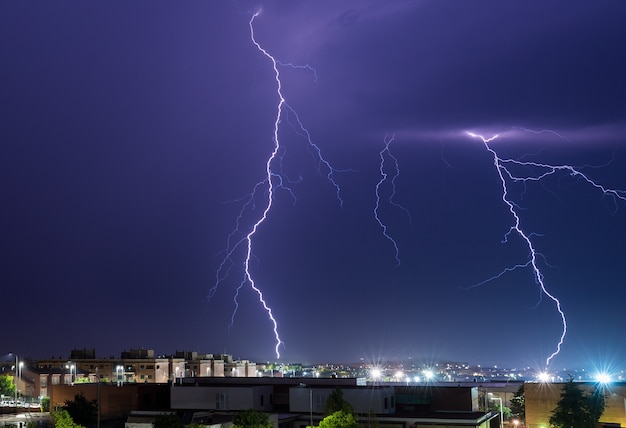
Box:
(170, 385), (273, 412)
(289, 386), (395, 415)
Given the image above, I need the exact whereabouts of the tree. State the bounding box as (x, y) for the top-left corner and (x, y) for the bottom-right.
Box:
(324, 388), (354, 416)
(509, 384), (525, 422)
(51, 409), (84, 428)
(318, 411), (358, 428)
(488, 400), (511, 419)
(63, 394), (97, 427)
(41, 397), (51, 412)
(549, 377), (605, 428)
(0, 375), (16, 397)
(232, 409), (273, 428)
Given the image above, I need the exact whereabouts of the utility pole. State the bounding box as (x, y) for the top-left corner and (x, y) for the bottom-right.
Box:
(96, 367), (101, 428)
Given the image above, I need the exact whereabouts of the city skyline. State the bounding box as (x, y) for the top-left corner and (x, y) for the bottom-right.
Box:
(2, 1), (625, 371)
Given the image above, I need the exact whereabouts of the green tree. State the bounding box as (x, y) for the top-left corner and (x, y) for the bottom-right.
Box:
(153, 413), (184, 428)
(0, 375), (16, 397)
(488, 400), (511, 419)
(549, 377), (605, 428)
(42, 397), (51, 412)
(318, 411), (358, 428)
(232, 409), (273, 428)
(324, 388), (354, 416)
(63, 394), (97, 427)
(51, 409), (85, 428)
(509, 384), (525, 422)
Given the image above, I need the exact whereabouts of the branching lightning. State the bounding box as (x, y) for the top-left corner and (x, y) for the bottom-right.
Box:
(210, 11), (343, 358)
(374, 135), (411, 267)
(466, 130), (626, 367)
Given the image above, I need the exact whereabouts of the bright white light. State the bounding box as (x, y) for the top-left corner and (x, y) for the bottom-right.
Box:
(395, 370), (403, 379)
(423, 369), (434, 380)
(413, 376), (420, 382)
(596, 373), (611, 384)
(538, 372), (550, 382)
(371, 368), (381, 379)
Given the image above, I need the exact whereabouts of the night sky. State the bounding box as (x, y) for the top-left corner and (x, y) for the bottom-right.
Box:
(2, 1), (626, 372)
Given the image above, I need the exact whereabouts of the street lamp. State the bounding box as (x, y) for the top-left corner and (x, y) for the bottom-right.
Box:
(18, 361), (23, 385)
(116, 365), (124, 387)
(299, 383), (313, 427)
(489, 393), (503, 428)
(65, 363), (75, 385)
(17, 360), (24, 402)
(13, 354), (18, 411)
(95, 367), (101, 428)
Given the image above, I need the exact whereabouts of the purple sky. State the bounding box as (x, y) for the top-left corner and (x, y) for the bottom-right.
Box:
(2, 1), (626, 372)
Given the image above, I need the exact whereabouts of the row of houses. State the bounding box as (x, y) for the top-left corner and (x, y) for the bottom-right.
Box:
(5, 349), (626, 427)
(3, 349), (258, 400)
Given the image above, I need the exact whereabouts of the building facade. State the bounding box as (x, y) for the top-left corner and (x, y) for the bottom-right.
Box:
(525, 381), (626, 427)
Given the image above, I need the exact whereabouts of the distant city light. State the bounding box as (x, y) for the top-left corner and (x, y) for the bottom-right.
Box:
(423, 369), (434, 380)
(371, 368), (381, 379)
(538, 372), (551, 382)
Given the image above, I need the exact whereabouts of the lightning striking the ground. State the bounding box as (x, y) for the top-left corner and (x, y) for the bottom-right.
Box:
(210, 11), (342, 359)
(466, 130), (626, 367)
(374, 135), (411, 267)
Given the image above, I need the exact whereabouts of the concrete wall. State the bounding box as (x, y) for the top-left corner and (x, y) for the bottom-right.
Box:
(170, 385), (274, 412)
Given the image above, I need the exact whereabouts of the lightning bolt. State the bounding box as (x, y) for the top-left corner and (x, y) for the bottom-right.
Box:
(374, 134), (411, 267)
(467, 131), (566, 368)
(466, 130), (626, 367)
(210, 11), (343, 359)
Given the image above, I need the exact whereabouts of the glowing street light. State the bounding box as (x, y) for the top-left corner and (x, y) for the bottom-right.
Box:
(370, 368), (381, 381)
(18, 361), (24, 398)
(65, 363), (76, 384)
(538, 371), (551, 383)
(423, 369), (434, 381)
(116, 365), (124, 387)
